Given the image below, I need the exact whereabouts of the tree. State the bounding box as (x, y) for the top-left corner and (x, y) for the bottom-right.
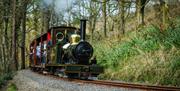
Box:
(2, 0), (11, 72)
(119, 0), (125, 34)
(159, 0), (168, 30)
(102, 0), (107, 37)
(136, 0), (150, 26)
(12, 0), (18, 70)
(41, 9), (50, 33)
(89, 1), (100, 42)
(32, 1), (41, 32)
(41, 0), (52, 33)
(116, 0), (132, 35)
(12, 0), (23, 70)
(21, 0), (30, 69)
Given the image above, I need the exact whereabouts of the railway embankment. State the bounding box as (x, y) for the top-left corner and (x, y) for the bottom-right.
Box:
(94, 17), (180, 87)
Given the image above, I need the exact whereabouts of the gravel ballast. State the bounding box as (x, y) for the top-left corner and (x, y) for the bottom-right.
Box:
(12, 69), (142, 91)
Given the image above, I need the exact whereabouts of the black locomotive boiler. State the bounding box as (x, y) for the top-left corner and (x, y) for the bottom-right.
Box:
(29, 20), (103, 79)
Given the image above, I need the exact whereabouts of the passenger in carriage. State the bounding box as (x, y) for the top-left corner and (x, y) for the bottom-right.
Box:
(30, 46), (34, 65)
(42, 41), (47, 68)
(36, 42), (41, 65)
(47, 40), (52, 64)
(47, 40), (52, 46)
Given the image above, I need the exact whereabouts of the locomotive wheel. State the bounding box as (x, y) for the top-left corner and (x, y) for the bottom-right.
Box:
(79, 72), (89, 80)
(67, 73), (79, 78)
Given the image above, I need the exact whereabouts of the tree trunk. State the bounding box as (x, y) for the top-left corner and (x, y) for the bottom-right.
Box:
(33, 4), (38, 32)
(136, 0), (148, 26)
(89, 1), (93, 43)
(140, 0), (145, 25)
(89, 1), (98, 43)
(90, 23), (93, 43)
(120, 0), (125, 34)
(41, 11), (45, 33)
(90, 18), (97, 43)
(160, 0), (168, 30)
(89, 20), (93, 43)
(136, 0), (140, 26)
(44, 11), (50, 32)
(12, 0), (18, 70)
(21, 1), (27, 69)
(41, 10), (50, 33)
(0, 45), (2, 70)
(102, 0), (107, 37)
(2, 43), (5, 72)
(3, 15), (9, 73)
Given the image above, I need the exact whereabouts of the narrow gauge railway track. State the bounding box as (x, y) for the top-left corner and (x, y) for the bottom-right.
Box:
(34, 71), (180, 91)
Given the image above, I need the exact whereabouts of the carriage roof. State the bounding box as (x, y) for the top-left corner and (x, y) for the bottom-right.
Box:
(30, 26), (78, 46)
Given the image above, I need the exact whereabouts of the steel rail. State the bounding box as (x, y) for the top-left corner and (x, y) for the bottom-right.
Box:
(33, 70), (180, 91)
(83, 80), (180, 91)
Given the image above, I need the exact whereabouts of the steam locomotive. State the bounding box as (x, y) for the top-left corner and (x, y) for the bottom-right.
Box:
(29, 20), (103, 79)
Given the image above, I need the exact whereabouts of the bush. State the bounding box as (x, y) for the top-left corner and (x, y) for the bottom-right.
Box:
(0, 72), (14, 88)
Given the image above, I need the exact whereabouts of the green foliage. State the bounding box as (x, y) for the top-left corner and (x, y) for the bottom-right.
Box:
(95, 17), (180, 86)
(0, 76), (6, 87)
(0, 72), (14, 87)
(162, 27), (180, 49)
(7, 83), (17, 91)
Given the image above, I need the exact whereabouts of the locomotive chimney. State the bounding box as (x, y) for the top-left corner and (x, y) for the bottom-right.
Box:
(80, 19), (87, 41)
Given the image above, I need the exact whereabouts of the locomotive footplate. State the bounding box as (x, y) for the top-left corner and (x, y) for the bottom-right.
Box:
(65, 65), (88, 73)
(65, 65), (103, 78)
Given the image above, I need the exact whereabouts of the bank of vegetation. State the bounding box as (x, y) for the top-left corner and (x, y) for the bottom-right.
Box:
(95, 17), (180, 86)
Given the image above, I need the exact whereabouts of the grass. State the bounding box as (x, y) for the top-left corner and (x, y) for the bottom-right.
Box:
(7, 83), (17, 91)
(93, 17), (180, 86)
